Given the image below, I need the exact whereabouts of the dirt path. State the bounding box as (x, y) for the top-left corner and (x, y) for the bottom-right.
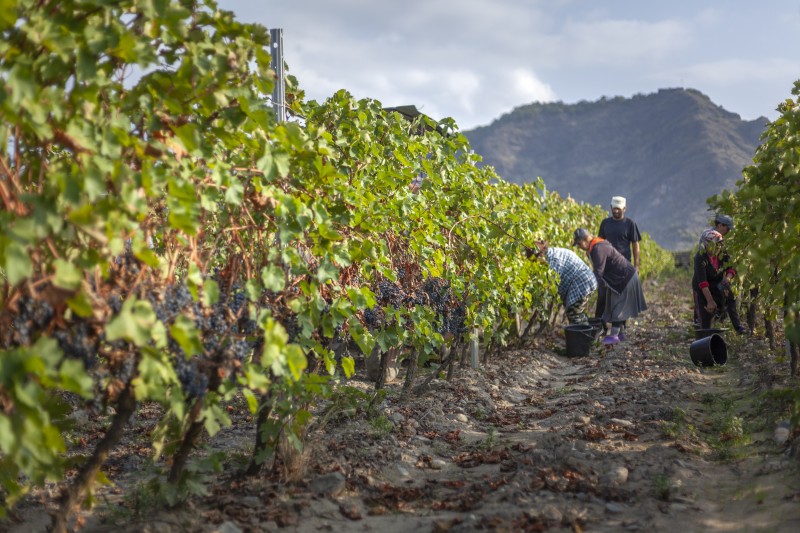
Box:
(6, 273), (800, 532)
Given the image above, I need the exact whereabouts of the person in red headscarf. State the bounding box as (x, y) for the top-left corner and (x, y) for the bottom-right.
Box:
(573, 228), (647, 345)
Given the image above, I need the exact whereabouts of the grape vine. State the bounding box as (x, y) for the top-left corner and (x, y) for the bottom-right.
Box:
(709, 79), (800, 374)
(0, 0), (672, 528)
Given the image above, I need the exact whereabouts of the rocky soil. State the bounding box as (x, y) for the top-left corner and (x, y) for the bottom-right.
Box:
(6, 272), (800, 533)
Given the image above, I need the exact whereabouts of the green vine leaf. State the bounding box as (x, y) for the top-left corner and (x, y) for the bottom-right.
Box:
(106, 298), (161, 347)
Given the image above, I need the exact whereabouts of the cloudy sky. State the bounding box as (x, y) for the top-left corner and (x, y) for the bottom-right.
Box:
(219, 0), (800, 130)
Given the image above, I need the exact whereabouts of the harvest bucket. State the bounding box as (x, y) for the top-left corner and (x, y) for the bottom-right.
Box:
(564, 324), (595, 357)
(690, 333), (727, 366)
(588, 318), (605, 340)
(694, 327), (726, 340)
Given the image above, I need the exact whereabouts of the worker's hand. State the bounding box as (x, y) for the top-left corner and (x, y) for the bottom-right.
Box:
(718, 279), (731, 296)
(526, 246), (542, 259)
(705, 300), (717, 313)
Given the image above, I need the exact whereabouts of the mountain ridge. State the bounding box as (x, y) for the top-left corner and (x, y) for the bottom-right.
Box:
(464, 88), (768, 250)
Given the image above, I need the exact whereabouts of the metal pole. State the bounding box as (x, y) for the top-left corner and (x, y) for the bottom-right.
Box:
(269, 28), (286, 123)
(470, 328), (479, 369)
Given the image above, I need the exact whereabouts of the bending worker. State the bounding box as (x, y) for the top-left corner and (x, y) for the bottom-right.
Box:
(573, 228), (647, 345)
(527, 240), (597, 325)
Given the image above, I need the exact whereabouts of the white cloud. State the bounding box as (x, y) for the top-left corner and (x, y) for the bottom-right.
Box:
(508, 68), (556, 103)
(661, 58), (800, 85)
(549, 18), (692, 67)
(437, 70), (482, 113)
(219, 0), (800, 127)
(650, 58), (800, 120)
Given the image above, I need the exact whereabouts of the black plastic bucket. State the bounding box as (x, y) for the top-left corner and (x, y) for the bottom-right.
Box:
(690, 334), (727, 366)
(694, 327), (726, 340)
(564, 324), (595, 357)
(588, 318), (605, 339)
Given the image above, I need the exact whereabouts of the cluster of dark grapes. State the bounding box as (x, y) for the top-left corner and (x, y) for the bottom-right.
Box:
(364, 308), (378, 326)
(440, 302), (468, 337)
(230, 290), (247, 317)
(407, 288), (428, 306)
(150, 283), (194, 323)
(426, 279), (467, 337)
(109, 294), (122, 314)
(174, 357), (209, 400)
(146, 279), (260, 401)
(179, 285), (251, 345)
(360, 275), (469, 338)
(363, 306), (389, 330)
(412, 277), (468, 337)
(9, 296), (54, 346)
(168, 284), (193, 315)
(421, 277), (451, 315)
(282, 315), (301, 342)
(113, 252), (141, 276)
(53, 321), (100, 369)
(240, 316), (258, 335)
(223, 339), (253, 362)
(377, 281), (405, 307)
(201, 331), (222, 356)
(2, 294), (108, 372)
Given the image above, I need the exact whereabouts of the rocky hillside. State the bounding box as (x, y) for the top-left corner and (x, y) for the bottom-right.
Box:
(465, 88), (768, 250)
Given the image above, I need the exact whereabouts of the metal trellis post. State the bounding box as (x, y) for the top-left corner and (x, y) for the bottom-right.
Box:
(269, 28), (286, 123)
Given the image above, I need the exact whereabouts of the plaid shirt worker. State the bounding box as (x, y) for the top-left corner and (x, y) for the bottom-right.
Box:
(546, 247), (597, 308)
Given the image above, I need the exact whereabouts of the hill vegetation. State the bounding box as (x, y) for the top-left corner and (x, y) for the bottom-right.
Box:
(464, 88), (767, 250)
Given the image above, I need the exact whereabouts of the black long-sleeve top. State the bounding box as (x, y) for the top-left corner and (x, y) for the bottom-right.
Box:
(692, 250), (735, 297)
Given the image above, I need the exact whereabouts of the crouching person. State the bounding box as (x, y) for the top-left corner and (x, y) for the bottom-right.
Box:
(526, 240), (597, 325)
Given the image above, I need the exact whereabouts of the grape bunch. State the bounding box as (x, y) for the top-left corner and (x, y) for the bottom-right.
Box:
(364, 307), (378, 326)
(411, 277), (467, 338)
(108, 294), (123, 314)
(229, 290), (247, 318)
(222, 339), (254, 363)
(113, 252), (142, 277)
(202, 333), (221, 355)
(440, 302), (468, 337)
(376, 281), (405, 307)
(421, 277), (451, 315)
(174, 357), (208, 400)
(239, 318), (258, 335)
(8, 296), (54, 347)
(149, 282), (194, 323)
(363, 306), (388, 329)
(53, 321), (99, 369)
(168, 283), (193, 314)
(408, 288), (428, 306)
(144, 278), (257, 399)
(282, 315), (301, 342)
